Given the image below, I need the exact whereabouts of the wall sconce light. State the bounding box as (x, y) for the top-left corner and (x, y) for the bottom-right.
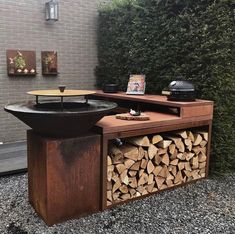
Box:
(45, 0), (59, 21)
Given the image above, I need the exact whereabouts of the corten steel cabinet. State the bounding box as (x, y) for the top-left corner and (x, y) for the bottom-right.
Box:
(90, 92), (213, 210)
(27, 131), (101, 225)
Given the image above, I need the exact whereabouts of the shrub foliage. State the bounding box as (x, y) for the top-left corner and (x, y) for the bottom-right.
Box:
(96, 0), (235, 174)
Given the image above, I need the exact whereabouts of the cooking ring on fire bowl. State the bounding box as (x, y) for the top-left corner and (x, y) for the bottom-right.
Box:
(4, 88), (117, 138)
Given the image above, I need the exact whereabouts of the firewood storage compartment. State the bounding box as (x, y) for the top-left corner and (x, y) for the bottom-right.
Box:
(91, 91), (213, 210)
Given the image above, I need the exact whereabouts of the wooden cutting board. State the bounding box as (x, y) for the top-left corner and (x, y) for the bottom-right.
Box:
(116, 113), (150, 121)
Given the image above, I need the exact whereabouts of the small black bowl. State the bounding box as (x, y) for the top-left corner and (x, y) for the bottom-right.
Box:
(58, 85), (66, 93)
(103, 84), (118, 93)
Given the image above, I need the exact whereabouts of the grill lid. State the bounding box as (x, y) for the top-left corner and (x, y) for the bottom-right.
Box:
(168, 80), (195, 91)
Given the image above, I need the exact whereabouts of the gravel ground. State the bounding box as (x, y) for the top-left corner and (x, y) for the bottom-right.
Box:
(0, 173), (234, 234)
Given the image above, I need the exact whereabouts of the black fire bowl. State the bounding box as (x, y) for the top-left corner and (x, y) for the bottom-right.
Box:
(4, 99), (117, 138)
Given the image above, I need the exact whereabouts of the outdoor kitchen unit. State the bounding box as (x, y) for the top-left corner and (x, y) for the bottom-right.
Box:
(5, 89), (213, 226)
(4, 88), (117, 225)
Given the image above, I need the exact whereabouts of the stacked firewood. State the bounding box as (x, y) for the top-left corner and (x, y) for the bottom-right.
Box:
(107, 130), (208, 206)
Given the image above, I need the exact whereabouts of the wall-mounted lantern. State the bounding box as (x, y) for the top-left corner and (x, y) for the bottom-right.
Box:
(45, 0), (59, 21)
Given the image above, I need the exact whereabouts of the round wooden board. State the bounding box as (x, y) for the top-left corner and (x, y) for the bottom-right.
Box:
(27, 90), (96, 97)
(116, 113), (150, 121)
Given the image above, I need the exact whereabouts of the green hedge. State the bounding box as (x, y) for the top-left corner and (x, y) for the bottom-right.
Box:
(96, 0), (235, 174)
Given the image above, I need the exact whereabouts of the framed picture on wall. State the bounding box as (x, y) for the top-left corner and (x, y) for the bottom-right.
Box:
(41, 51), (58, 75)
(126, 74), (146, 95)
(6, 50), (36, 76)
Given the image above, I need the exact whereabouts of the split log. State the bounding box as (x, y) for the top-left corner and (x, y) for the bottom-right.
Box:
(174, 171), (183, 184)
(116, 164), (126, 174)
(161, 153), (170, 166)
(152, 135), (163, 144)
(140, 159), (148, 169)
(119, 184), (128, 194)
(176, 140), (185, 153)
(129, 177), (137, 188)
(155, 177), (165, 189)
(147, 174), (154, 185)
(127, 136), (150, 147)
(158, 165), (169, 178)
(144, 150), (149, 159)
(160, 184), (168, 190)
(121, 145), (139, 161)
(107, 156), (112, 166)
(175, 130), (188, 139)
(137, 186), (145, 194)
(192, 146), (202, 155)
(157, 140), (172, 149)
(200, 140), (207, 148)
(191, 170), (200, 179)
(166, 173), (174, 181)
(120, 170), (129, 185)
(199, 162), (206, 169)
(166, 136), (181, 146)
(138, 147), (145, 160)
(187, 131), (195, 142)
(112, 179), (121, 193)
(169, 144), (176, 155)
(124, 159), (135, 169)
(191, 156), (199, 169)
(153, 166), (162, 177)
(107, 190), (112, 202)
(128, 170), (137, 177)
(112, 155), (124, 165)
(121, 194), (131, 200)
(186, 152), (195, 161)
(158, 148), (168, 155)
(183, 170), (192, 178)
(184, 162), (192, 171)
(148, 144), (158, 159)
(170, 158), (179, 166)
(154, 154), (162, 165)
(201, 147), (207, 155)
(107, 201), (112, 206)
(113, 192), (120, 201)
(177, 153), (184, 160)
(147, 160), (155, 174)
(107, 181), (112, 190)
(138, 173), (149, 186)
(139, 169), (145, 177)
(178, 162), (185, 171)
(147, 182), (155, 193)
(166, 179), (174, 187)
(168, 165), (177, 177)
(152, 187), (158, 192)
(107, 165), (114, 182)
(198, 153), (207, 162)
(129, 188), (136, 197)
(136, 192), (141, 197)
(196, 131), (208, 141)
(170, 148), (178, 160)
(200, 167), (206, 174)
(110, 145), (123, 158)
(193, 134), (203, 146)
(130, 161), (141, 171)
(184, 138), (192, 151)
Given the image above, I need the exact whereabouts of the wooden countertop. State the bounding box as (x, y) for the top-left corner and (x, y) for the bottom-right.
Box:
(95, 111), (210, 134)
(92, 90), (213, 108)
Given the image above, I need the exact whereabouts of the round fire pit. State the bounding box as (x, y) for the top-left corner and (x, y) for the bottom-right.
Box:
(4, 89), (117, 137)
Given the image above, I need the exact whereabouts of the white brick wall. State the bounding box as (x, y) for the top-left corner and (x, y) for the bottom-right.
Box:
(0, 0), (108, 142)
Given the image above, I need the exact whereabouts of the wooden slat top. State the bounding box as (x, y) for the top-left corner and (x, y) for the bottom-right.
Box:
(92, 90), (213, 108)
(95, 112), (182, 134)
(27, 90), (96, 97)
